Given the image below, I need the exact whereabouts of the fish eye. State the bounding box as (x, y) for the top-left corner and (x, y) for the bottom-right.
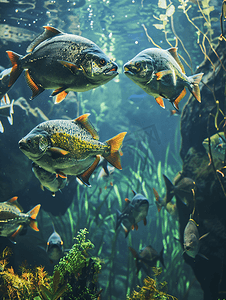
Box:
(99, 59), (106, 66)
(27, 138), (31, 144)
(135, 62), (141, 68)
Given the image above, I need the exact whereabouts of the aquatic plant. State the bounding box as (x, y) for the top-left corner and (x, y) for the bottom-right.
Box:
(0, 229), (102, 300)
(127, 268), (178, 300)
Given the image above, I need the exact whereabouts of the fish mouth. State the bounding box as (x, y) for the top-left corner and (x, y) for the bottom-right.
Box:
(104, 62), (118, 76)
(18, 139), (29, 151)
(124, 66), (135, 76)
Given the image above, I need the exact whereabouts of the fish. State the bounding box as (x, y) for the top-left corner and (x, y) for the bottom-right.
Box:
(129, 245), (165, 275)
(183, 215), (209, 259)
(0, 196), (41, 243)
(19, 113), (127, 187)
(123, 47), (204, 109)
(97, 157), (115, 181)
(116, 190), (149, 237)
(46, 223), (64, 263)
(153, 188), (178, 218)
(202, 132), (226, 162)
(0, 94), (14, 133)
(32, 162), (67, 197)
(162, 174), (196, 205)
(0, 67), (13, 99)
(6, 26), (118, 103)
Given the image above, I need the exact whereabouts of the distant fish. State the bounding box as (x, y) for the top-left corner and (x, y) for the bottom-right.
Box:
(202, 132), (226, 162)
(116, 190), (149, 237)
(124, 47), (203, 109)
(183, 215), (209, 259)
(32, 162), (67, 196)
(0, 94), (14, 133)
(129, 245), (165, 275)
(19, 113), (127, 187)
(162, 174), (196, 205)
(0, 67), (12, 99)
(0, 196), (41, 243)
(152, 187), (178, 217)
(169, 109), (181, 116)
(46, 223), (64, 263)
(6, 26), (118, 103)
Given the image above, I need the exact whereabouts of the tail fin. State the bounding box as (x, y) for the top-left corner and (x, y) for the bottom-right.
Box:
(27, 204), (41, 231)
(105, 132), (127, 170)
(188, 73), (204, 103)
(6, 51), (23, 87)
(159, 247), (165, 268)
(162, 174), (174, 203)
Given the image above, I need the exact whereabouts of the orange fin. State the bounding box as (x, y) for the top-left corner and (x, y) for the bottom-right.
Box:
(167, 48), (185, 73)
(78, 155), (101, 187)
(11, 225), (23, 239)
(125, 198), (130, 203)
(155, 96), (165, 108)
(40, 184), (45, 191)
(27, 26), (63, 53)
(105, 132), (127, 170)
(28, 204), (41, 231)
(74, 113), (99, 140)
(6, 51), (23, 87)
(25, 70), (45, 99)
(173, 87), (186, 110)
(131, 224), (135, 230)
(55, 90), (68, 103)
(49, 147), (69, 156)
(143, 217), (147, 226)
(6, 196), (23, 212)
(135, 224), (138, 230)
(156, 70), (173, 80)
(51, 87), (68, 97)
(188, 73), (204, 103)
(58, 172), (67, 179)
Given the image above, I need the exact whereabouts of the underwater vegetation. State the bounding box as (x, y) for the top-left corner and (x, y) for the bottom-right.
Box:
(0, 229), (102, 300)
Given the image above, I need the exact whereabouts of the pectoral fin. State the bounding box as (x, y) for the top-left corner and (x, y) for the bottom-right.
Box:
(156, 70), (173, 80)
(58, 60), (81, 73)
(48, 147), (69, 156)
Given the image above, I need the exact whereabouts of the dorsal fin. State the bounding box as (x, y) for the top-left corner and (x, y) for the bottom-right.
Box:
(167, 48), (185, 73)
(6, 196), (23, 212)
(74, 114), (99, 140)
(26, 26), (63, 53)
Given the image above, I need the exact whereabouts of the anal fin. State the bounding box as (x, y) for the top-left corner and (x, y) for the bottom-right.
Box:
(155, 96), (165, 108)
(78, 155), (101, 187)
(173, 87), (186, 110)
(25, 70), (44, 99)
(54, 90), (68, 104)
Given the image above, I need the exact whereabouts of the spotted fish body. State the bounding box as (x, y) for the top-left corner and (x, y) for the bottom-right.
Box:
(6, 26), (118, 103)
(202, 132), (226, 161)
(0, 197), (40, 243)
(124, 47), (203, 109)
(19, 114), (126, 186)
(32, 162), (67, 196)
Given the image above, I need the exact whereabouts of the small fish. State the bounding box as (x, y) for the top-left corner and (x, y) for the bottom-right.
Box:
(0, 94), (14, 133)
(124, 47), (203, 109)
(162, 174), (196, 205)
(0, 196), (41, 243)
(202, 132), (226, 162)
(169, 109), (181, 116)
(6, 26), (118, 103)
(0, 67), (13, 99)
(153, 188), (178, 218)
(183, 216), (209, 259)
(32, 162), (67, 196)
(19, 113), (127, 187)
(46, 223), (64, 263)
(129, 245), (165, 275)
(116, 190), (149, 237)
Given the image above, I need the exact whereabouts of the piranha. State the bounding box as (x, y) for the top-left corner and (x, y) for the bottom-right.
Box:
(46, 223), (64, 263)
(124, 47), (204, 109)
(116, 190), (149, 237)
(162, 174), (196, 205)
(183, 215), (209, 259)
(0, 196), (41, 243)
(202, 132), (226, 162)
(0, 94), (14, 133)
(129, 245), (165, 275)
(6, 26), (118, 103)
(19, 113), (127, 187)
(32, 162), (67, 197)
